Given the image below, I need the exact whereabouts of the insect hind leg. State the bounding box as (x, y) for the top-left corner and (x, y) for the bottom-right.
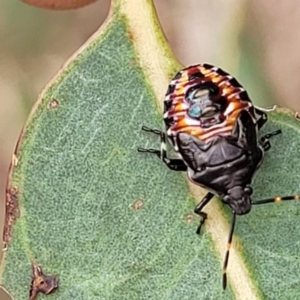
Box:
(138, 126), (187, 171)
(194, 192), (214, 234)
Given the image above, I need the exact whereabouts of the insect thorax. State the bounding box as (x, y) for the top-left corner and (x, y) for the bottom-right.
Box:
(177, 131), (263, 196)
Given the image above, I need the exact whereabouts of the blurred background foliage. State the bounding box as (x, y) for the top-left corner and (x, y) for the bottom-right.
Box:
(0, 0), (299, 298)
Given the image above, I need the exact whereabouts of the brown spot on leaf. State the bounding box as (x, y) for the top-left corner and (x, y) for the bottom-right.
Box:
(186, 214), (194, 223)
(30, 263), (58, 300)
(127, 30), (135, 41)
(133, 200), (144, 210)
(131, 58), (138, 67)
(3, 186), (20, 245)
(295, 111), (300, 121)
(48, 99), (59, 109)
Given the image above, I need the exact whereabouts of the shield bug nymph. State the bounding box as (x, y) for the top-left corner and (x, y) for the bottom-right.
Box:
(138, 64), (298, 289)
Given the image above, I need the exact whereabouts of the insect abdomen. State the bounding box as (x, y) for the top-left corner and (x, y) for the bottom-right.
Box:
(164, 64), (256, 150)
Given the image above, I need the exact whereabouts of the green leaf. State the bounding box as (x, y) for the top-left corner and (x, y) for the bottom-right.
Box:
(237, 109), (300, 299)
(1, 1), (300, 299)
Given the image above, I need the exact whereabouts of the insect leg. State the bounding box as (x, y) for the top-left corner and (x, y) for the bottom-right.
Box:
(140, 126), (163, 136)
(259, 129), (282, 151)
(222, 212), (236, 290)
(138, 126), (187, 171)
(194, 192), (214, 234)
(252, 195), (300, 205)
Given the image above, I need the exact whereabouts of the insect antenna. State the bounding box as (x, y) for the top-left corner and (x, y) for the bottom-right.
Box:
(223, 212), (236, 290)
(252, 195), (300, 205)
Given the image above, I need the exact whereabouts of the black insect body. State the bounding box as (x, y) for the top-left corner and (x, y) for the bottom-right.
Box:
(138, 64), (298, 289)
(178, 110), (263, 215)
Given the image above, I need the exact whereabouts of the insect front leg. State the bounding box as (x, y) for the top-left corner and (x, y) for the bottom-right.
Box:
(138, 126), (187, 171)
(254, 106), (281, 151)
(194, 192), (214, 234)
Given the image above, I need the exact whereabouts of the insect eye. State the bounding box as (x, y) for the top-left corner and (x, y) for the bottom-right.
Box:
(244, 186), (253, 195)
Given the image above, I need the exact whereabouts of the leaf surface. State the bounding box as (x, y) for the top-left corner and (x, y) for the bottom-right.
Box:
(236, 110), (300, 300)
(1, 1), (300, 300)
(0, 1), (234, 299)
